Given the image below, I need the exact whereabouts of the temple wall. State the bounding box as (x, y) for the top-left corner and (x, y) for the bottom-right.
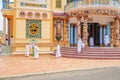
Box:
(12, 7), (52, 53)
(15, 0), (51, 10)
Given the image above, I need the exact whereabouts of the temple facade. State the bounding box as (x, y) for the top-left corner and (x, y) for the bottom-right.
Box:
(1, 0), (120, 53)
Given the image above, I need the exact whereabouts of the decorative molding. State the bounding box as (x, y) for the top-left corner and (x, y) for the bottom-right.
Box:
(27, 12), (33, 18)
(19, 11), (25, 17)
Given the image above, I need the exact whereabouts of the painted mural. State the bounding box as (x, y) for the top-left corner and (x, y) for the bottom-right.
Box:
(26, 20), (41, 38)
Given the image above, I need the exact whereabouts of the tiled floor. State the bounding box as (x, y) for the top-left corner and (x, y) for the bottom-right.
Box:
(0, 54), (120, 77)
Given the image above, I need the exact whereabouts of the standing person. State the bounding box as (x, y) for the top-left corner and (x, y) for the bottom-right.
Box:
(10, 35), (14, 45)
(77, 38), (83, 54)
(6, 38), (9, 46)
(25, 43), (30, 57)
(56, 44), (61, 58)
(89, 36), (94, 47)
(34, 44), (40, 59)
(104, 34), (109, 47)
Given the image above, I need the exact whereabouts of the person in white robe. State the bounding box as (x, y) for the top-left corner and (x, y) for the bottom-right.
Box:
(6, 38), (9, 46)
(89, 36), (94, 47)
(77, 38), (83, 54)
(34, 44), (40, 59)
(104, 34), (109, 47)
(81, 38), (85, 48)
(56, 44), (61, 58)
(25, 43), (29, 57)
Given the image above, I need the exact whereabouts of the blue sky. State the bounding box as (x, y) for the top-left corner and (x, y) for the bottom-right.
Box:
(0, 0), (3, 31)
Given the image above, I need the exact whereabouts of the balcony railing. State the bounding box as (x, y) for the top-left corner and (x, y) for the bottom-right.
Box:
(65, 0), (120, 11)
(2, 2), (14, 9)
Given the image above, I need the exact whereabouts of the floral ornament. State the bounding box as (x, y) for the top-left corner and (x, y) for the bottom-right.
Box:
(19, 11), (25, 17)
(28, 23), (39, 36)
(86, 0), (94, 4)
(35, 12), (40, 18)
(98, 0), (108, 5)
(27, 12), (33, 18)
(42, 13), (48, 18)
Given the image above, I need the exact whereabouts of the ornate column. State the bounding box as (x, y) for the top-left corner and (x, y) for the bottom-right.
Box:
(77, 16), (81, 38)
(114, 18), (120, 47)
(110, 22), (115, 47)
(63, 18), (67, 46)
(3, 16), (7, 44)
(83, 15), (88, 47)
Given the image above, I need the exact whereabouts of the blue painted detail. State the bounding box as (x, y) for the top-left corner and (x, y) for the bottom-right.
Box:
(70, 26), (77, 44)
(68, 22), (71, 42)
(107, 22), (111, 43)
(74, 0), (76, 7)
(114, 0), (116, 6)
(103, 27), (106, 44)
(100, 27), (102, 44)
(74, 27), (77, 44)
(2, 0), (6, 9)
(70, 26), (73, 44)
(94, 0), (98, 5)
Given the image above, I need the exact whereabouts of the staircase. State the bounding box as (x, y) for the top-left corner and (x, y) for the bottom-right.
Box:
(0, 46), (12, 56)
(55, 47), (120, 59)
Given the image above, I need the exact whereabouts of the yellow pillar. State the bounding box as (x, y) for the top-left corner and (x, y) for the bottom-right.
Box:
(3, 16), (6, 44)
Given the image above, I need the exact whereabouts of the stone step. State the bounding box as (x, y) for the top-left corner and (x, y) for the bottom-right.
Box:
(55, 47), (120, 59)
(62, 54), (120, 59)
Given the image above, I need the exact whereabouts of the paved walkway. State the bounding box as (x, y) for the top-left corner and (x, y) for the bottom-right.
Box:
(0, 54), (120, 78)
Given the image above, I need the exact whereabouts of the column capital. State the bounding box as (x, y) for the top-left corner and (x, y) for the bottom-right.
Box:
(77, 16), (82, 20)
(3, 15), (7, 18)
(83, 15), (88, 19)
(114, 17), (120, 21)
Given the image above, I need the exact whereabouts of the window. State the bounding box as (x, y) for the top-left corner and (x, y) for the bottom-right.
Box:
(56, 0), (61, 8)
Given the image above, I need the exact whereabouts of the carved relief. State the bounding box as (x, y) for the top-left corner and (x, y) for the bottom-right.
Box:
(86, 0), (94, 4)
(83, 16), (88, 46)
(117, 0), (120, 3)
(35, 12), (40, 18)
(27, 12), (33, 18)
(98, 0), (109, 4)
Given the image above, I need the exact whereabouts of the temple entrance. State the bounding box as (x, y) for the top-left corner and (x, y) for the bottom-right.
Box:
(70, 24), (77, 46)
(88, 23), (100, 46)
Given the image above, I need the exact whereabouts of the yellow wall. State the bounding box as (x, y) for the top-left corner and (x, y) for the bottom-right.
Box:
(15, 0), (50, 10)
(2, 0), (67, 53)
